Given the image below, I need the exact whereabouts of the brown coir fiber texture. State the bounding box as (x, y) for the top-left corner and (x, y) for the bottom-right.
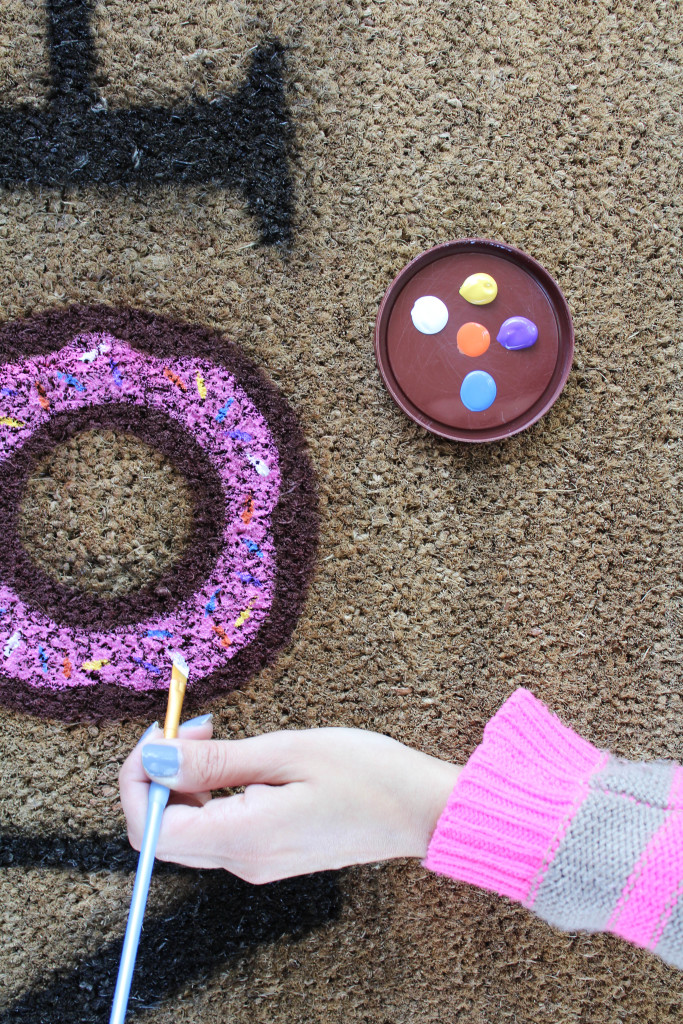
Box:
(1, 1), (682, 1022)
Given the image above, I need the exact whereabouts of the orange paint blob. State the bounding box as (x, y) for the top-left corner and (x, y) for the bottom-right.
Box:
(456, 322), (490, 358)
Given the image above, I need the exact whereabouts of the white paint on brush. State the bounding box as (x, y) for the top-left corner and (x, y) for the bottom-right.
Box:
(169, 650), (189, 679)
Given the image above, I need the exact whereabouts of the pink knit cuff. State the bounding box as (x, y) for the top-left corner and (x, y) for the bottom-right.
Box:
(423, 688), (605, 902)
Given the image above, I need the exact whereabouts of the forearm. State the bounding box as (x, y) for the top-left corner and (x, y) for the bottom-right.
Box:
(424, 689), (683, 970)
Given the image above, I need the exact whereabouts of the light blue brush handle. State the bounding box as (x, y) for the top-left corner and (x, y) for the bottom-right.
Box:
(109, 781), (170, 1024)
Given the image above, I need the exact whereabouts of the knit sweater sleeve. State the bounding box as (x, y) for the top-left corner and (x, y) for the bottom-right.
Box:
(423, 688), (683, 970)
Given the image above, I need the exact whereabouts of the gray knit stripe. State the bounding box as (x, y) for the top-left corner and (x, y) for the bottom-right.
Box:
(654, 886), (683, 970)
(593, 757), (677, 806)
(527, 757), (673, 933)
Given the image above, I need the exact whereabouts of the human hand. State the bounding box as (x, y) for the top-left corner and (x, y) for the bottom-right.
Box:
(119, 723), (460, 883)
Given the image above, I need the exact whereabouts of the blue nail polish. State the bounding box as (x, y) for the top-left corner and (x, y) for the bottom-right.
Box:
(180, 713), (212, 730)
(138, 722), (159, 744)
(142, 744), (179, 778)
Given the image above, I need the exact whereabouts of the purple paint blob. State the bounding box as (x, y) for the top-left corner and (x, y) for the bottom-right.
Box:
(0, 334), (282, 693)
(496, 316), (538, 351)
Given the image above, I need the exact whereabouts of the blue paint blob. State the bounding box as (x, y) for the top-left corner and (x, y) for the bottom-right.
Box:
(460, 371), (497, 412)
(496, 316), (538, 350)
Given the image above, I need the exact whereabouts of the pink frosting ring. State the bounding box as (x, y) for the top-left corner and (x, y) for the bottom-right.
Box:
(0, 332), (280, 691)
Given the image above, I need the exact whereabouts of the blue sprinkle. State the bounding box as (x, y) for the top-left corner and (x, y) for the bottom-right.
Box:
(57, 371), (86, 392)
(237, 571), (263, 589)
(1, 388), (17, 396)
(146, 628), (172, 638)
(0, 608), (6, 617)
(133, 656), (162, 675)
(205, 588), (222, 615)
(216, 399), (234, 423)
(38, 645), (49, 673)
(228, 429), (252, 442)
(240, 538), (264, 559)
(110, 358), (124, 387)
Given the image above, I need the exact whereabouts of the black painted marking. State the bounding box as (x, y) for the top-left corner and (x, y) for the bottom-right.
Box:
(1, 829), (341, 1022)
(0, 1), (294, 245)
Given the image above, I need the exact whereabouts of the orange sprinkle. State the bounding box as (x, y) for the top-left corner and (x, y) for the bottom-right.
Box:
(241, 494), (255, 525)
(36, 380), (50, 409)
(163, 367), (188, 391)
(212, 624), (231, 649)
(63, 657), (72, 679)
(456, 322), (490, 358)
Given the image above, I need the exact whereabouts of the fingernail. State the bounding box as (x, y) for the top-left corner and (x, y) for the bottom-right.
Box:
(138, 722), (159, 744)
(180, 713), (212, 730)
(142, 744), (180, 778)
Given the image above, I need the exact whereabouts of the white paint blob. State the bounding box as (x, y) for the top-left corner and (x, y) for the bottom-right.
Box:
(410, 295), (449, 335)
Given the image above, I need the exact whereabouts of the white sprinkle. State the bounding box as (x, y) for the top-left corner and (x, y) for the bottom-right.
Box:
(247, 455), (270, 477)
(3, 630), (21, 658)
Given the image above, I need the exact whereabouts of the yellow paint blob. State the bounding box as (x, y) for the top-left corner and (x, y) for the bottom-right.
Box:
(82, 658), (110, 671)
(196, 372), (207, 400)
(459, 273), (498, 305)
(0, 417), (25, 428)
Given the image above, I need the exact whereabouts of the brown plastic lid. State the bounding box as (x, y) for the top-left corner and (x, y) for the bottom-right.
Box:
(374, 238), (574, 442)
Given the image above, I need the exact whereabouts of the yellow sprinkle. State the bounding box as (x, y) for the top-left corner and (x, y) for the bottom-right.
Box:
(81, 658), (110, 671)
(459, 272), (498, 305)
(234, 604), (253, 628)
(0, 417), (25, 429)
(196, 372), (207, 400)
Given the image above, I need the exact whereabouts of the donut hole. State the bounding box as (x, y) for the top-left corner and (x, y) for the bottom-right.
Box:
(18, 430), (195, 597)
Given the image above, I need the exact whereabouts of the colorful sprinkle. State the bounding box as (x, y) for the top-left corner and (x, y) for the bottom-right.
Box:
(228, 429), (253, 442)
(35, 380), (50, 410)
(38, 645), (49, 673)
(205, 588), (222, 616)
(247, 455), (270, 477)
(57, 371), (86, 392)
(0, 608), (6, 617)
(133, 656), (162, 674)
(216, 398), (234, 423)
(234, 604), (253, 628)
(1, 387), (17, 396)
(0, 417), (25, 429)
(163, 367), (188, 391)
(240, 538), (264, 559)
(212, 624), (231, 649)
(237, 571), (263, 589)
(79, 347), (105, 363)
(241, 495), (255, 524)
(196, 372), (207, 400)
(63, 657), (72, 680)
(81, 658), (110, 671)
(4, 630), (22, 658)
(146, 629), (172, 639)
(110, 358), (124, 387)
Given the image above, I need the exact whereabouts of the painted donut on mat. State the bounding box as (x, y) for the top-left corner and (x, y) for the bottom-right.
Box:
(0, 307), (317, 718)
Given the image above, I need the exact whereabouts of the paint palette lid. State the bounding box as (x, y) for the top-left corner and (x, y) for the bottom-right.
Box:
(374, 239), (574, 442)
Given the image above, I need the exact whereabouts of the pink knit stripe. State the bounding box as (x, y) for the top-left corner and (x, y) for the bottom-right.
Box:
(669, 766), (683, 809)
(608, 808), (683, 948)
(424, 689), (604, 901)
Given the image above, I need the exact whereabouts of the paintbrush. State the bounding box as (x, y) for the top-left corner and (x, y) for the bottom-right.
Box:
(109, 651), (189, 1024)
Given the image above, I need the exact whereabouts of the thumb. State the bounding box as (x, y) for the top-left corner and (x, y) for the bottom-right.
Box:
(140, 732), (300, 792)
